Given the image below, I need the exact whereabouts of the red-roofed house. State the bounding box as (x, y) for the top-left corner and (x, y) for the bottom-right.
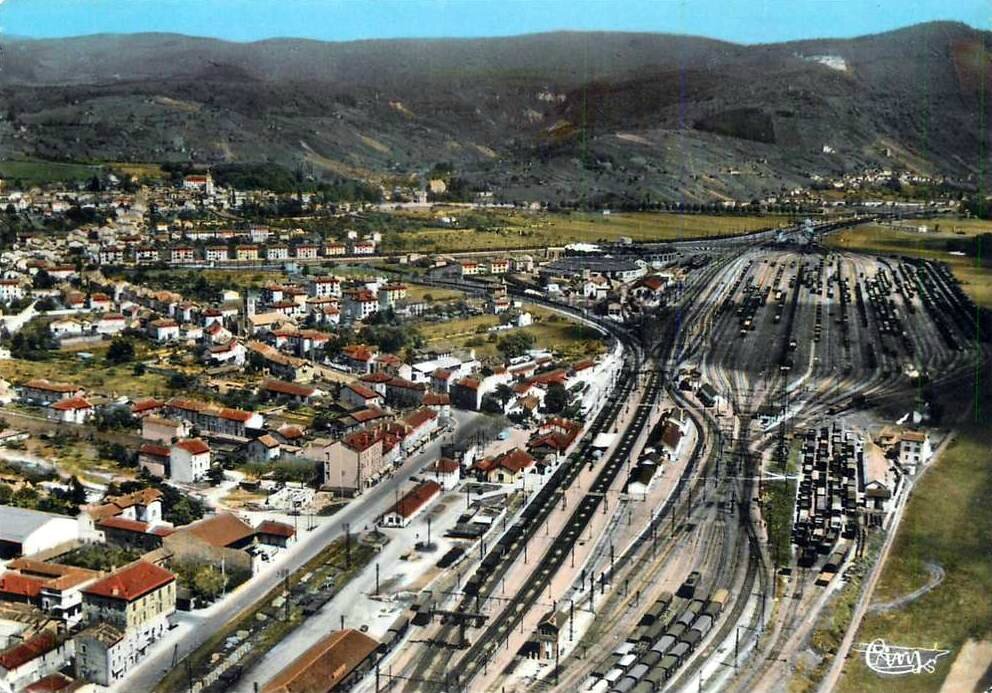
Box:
(528, 418), (582, 461)
(207, 339), (247, 366)
(342, 382), (384, 410)
(164, 398), (263, 438)
(474, 449), (535, 485)
(341, 344), (378, 374)
(0, 572), (44, 603)
(383, 376), (427, 407)
(48, 397), (94, 425)
(97, 516), (170, 552)
(0, 559), (101, 627)
(431, 368), (457, 394)
(262, 379), (318, 404)
(342, 289), (378, 322)
(398, 408), (438, 453)
(631, 275), (669, 306)
(255, 520), (296, 549)
(430, 458), (461, 490)
(82, 561), (176, 647)
(318, 429), (386, 496)
(359, 371), (393, 397)
(130, 398), (163, 419)
(246, 434), (282, 464)
(148, 318), (180, 342)
(0, 632), (71, 693)
(137, 443), (170, 478)
(169, 439), (211, 483)
(380, 481), (442, 528)
(19, 379), (82, 406)
(422, 391), (451, 418)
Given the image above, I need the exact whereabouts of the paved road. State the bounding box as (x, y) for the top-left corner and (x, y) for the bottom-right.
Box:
(0, 301), (37, 335)
(125, 409), (490, 692)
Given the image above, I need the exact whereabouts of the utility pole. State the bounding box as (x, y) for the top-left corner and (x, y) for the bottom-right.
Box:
(344, 522), (351, 568)
(569, 599), (574, 641)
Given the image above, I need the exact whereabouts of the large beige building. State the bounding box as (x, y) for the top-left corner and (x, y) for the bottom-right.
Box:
(81, 560), (176, 636)
(316, 429), (387, 496)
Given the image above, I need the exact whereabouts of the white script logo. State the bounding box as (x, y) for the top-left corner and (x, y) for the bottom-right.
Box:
(854, 639), (950, 676)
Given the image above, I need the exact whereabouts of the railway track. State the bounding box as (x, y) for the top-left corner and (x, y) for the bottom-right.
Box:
(388, 215), (977, 692)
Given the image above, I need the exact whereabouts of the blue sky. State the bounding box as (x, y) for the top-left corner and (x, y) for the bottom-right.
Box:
(0, 0), (988, 44)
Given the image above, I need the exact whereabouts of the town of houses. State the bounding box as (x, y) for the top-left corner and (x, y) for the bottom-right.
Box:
(0, 170), (712, 692)
(0, 162), (952, 693)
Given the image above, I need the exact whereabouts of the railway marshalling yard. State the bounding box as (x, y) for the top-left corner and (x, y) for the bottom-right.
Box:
(358, 225), (988, 693)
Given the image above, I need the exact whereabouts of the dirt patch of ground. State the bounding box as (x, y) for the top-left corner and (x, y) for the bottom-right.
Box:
(940, 639), (992, 693)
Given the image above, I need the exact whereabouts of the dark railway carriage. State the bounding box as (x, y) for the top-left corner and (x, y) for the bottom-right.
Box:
(650, 634), (676, 655)
(679, 629), (702, 652)
(668, 641), (690, 665)
(640, 650), (662, 668)
(611, 675), (638, 693)
(691, 613), (714, 638)
(658, 653), (680, 678)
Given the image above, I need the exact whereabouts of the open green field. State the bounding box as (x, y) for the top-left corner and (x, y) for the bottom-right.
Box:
(421, 305), (604, 363)
(381, 210), (792, 253)
(837, 421), (992, 692)
(873, 216), (992, 238)
(0, 158), (167, 185)
(407, 284), (463, 303)
(825, 224), (992, 308)
(0, 159), (102, 185)
(0, 342), (170, 398)
(106, 161), (166, 179)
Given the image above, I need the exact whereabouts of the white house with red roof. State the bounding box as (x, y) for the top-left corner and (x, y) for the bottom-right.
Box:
(95, 313), (126, 335)
(255, 520), (296, 548)
(430, 457), (461, 490)
(341, 382), (384, 410)
(294, 244), (319, 260)
(169, 438), (211, 483)
(341, 344), (378, 374)
(380, 481), (442, 528)
(309, 275), (343, 298)
(183, 173), (214, 194)
(397, 407), (438, 453)
(203, 321), (233, 344)
(206, 339), (246, 366)
(342, 289), (378, 322)
(48, 397), (94, 425)
(148, 318), (180, 342)
(0, 631), (71, 693)
(79, 560), (176, 683)
(88, 293), (112, 311)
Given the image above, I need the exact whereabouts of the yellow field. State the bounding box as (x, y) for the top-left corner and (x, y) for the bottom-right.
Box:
(382, 210), (791, 253)
(825, 224), (992, 308)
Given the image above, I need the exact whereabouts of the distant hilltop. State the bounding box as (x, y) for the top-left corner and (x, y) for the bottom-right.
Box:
(0, 21), (989, 203)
